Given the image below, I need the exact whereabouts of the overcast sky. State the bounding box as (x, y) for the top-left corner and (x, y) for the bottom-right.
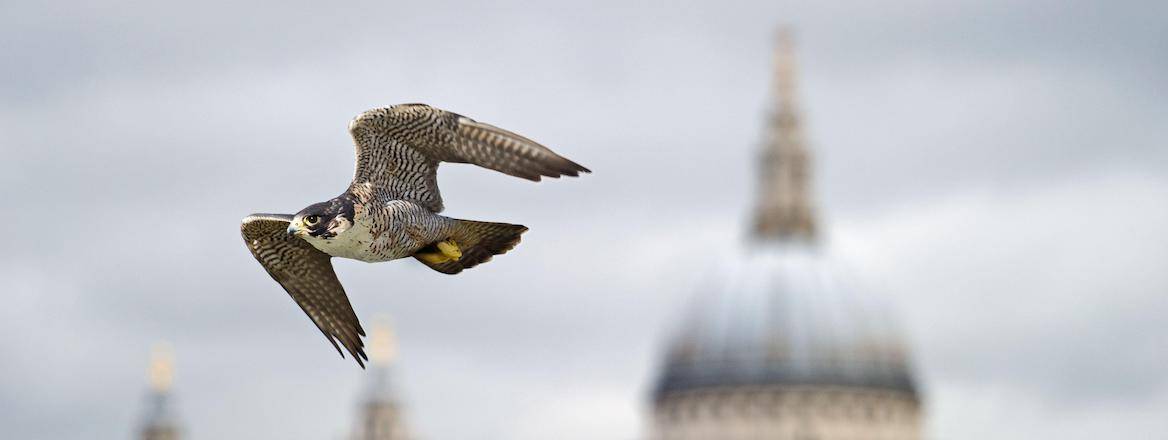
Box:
(1, 1), (1165, 439)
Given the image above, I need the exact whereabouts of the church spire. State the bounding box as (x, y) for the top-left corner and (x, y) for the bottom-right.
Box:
(148, 343), (174, 392)
(140, 343), (181, 440)
(354, 318), (410, 440)
(369, 321), (397, 367)
(752, 28), (817, 244)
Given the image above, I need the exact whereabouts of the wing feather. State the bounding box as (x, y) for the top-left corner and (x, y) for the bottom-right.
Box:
(347, 104), (589, 212)
(241, 214), (368, 367)
(452, 118), (590, 180)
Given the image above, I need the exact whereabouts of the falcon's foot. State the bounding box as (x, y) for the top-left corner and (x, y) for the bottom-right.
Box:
(437, 239), (462, 261)
(416, 239), (462, 264)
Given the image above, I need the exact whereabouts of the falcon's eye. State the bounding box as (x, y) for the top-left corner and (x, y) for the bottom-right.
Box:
(304, 215), (321, 226)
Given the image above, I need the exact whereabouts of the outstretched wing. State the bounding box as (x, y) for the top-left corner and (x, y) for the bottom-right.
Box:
(347, 103), (590, 212)
(240, 214), (367, 367)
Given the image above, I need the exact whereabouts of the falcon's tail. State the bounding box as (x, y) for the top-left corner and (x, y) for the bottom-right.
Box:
(413, 219), (528, 275)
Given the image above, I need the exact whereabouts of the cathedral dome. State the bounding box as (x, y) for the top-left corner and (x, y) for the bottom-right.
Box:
(648, 29), (922, 440)
(653, 244), (917, 400)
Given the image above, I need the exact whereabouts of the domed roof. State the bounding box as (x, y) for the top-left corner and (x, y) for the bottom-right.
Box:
(653, 244), (917, 399)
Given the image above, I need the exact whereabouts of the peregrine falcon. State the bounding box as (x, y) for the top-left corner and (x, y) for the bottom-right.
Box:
(241, 103), (589, 367)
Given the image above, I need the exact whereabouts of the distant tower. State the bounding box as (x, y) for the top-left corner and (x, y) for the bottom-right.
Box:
(753, 28), (817, 243)
(139, 344), (181, 440)
(650, 29), (922, 440)
(352, 320), (410, 440)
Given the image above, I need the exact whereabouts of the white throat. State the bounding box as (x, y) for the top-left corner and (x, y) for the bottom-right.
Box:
(303, 221), (376, 261)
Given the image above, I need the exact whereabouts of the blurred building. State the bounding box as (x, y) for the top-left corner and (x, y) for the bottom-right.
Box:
(350, 321), (411, 440)
(131, 322), (411, 440)
(138, 344), (181, 440)
(649, 31), (923, 440)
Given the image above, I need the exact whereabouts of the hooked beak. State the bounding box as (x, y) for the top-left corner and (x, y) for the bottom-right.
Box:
(286, 223), (299, 236)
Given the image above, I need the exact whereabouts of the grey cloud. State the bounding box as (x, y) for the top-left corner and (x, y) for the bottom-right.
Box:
(1, 1), (1166, 439)
(834, 174), (1168, 403)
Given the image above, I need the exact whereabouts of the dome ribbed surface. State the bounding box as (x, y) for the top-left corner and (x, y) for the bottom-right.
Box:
(654, 244), (917, 399)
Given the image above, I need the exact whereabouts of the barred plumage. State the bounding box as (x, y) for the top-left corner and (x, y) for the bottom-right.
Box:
(348, 103), (590, 212)
(241, 214), (367, 366)
(241, 103), (588, 366)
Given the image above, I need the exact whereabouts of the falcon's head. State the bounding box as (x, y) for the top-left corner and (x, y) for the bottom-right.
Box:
(288, 196), (356, 242)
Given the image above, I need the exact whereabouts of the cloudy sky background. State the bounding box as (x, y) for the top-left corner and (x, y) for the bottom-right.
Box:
(1, 0), (1165, 439)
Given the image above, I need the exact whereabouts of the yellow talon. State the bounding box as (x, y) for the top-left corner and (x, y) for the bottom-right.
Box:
(437, 239), (462, 261)
(416, 251), (450, 265)
(415, 239), (462, 264)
